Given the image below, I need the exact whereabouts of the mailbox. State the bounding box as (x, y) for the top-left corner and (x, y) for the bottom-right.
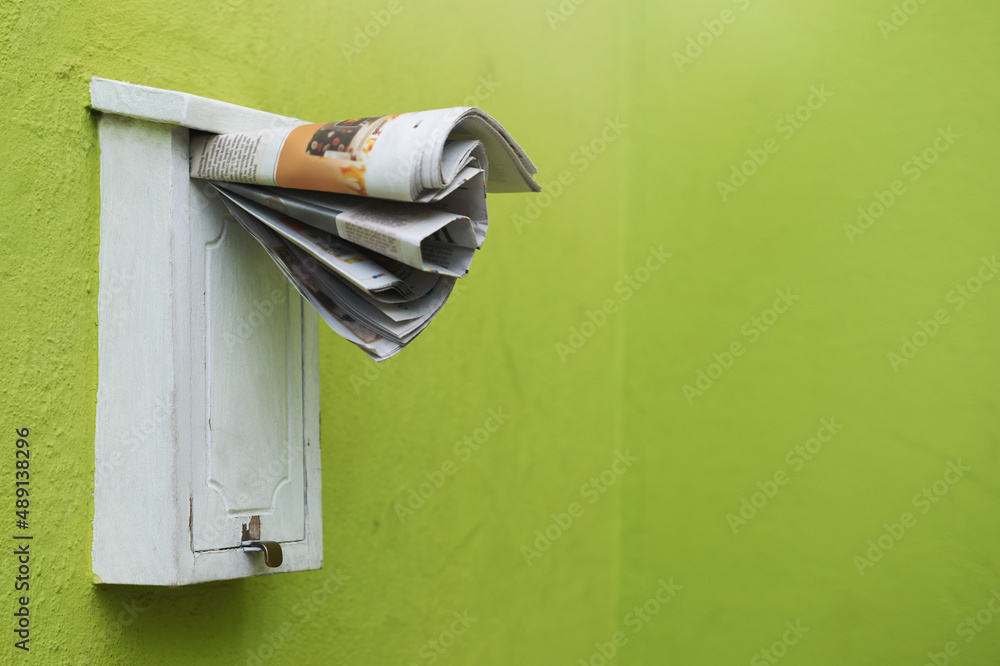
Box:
(90, 78), (322, 585)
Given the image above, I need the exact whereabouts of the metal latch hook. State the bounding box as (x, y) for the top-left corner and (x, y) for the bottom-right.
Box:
(241, 540), (283, 568)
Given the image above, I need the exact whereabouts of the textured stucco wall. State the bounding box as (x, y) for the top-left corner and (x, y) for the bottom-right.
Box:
(3, 0), (1000, 664)
(1, 0), (623, 663)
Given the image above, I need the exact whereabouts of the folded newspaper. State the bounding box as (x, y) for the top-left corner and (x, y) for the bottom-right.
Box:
(190, 108), (538, 360)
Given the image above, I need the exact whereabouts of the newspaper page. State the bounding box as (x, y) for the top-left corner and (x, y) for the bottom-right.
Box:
(215, 181), (479, 276)
(214, 187), (447, 301)
(190, 107), (540, 202)
(218, 196), (404, 360)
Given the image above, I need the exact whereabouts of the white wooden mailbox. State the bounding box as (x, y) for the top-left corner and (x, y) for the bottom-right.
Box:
(90, 78), (322, 585)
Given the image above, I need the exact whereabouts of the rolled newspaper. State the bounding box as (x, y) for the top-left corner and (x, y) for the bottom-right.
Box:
(190, 107), (539, 202)
(192, 106), (539, 360)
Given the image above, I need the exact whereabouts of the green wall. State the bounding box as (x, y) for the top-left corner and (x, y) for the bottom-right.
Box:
(619, 0), (1000, 663)
(1, 0), (998, 664)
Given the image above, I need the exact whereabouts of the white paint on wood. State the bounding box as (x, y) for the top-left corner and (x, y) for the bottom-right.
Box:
(92, 78), (321, 586)
(89, 77), (306, 134)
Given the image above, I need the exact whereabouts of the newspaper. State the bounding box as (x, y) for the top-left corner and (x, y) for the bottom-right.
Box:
(192, 107), (538, 360)
(221, 200), (408, 360)
(214, 181), (480, 277)
(190, 107), (539, 200)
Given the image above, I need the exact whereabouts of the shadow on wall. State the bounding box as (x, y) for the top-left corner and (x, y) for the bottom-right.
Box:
(87, 566), (350, 663)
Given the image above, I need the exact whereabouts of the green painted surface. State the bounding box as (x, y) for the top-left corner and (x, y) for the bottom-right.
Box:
(1, 0), (998, 663)
(619, 1), (1000, 664)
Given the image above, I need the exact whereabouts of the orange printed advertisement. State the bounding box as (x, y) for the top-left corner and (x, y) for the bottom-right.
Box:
(274, 115), (396, 195)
